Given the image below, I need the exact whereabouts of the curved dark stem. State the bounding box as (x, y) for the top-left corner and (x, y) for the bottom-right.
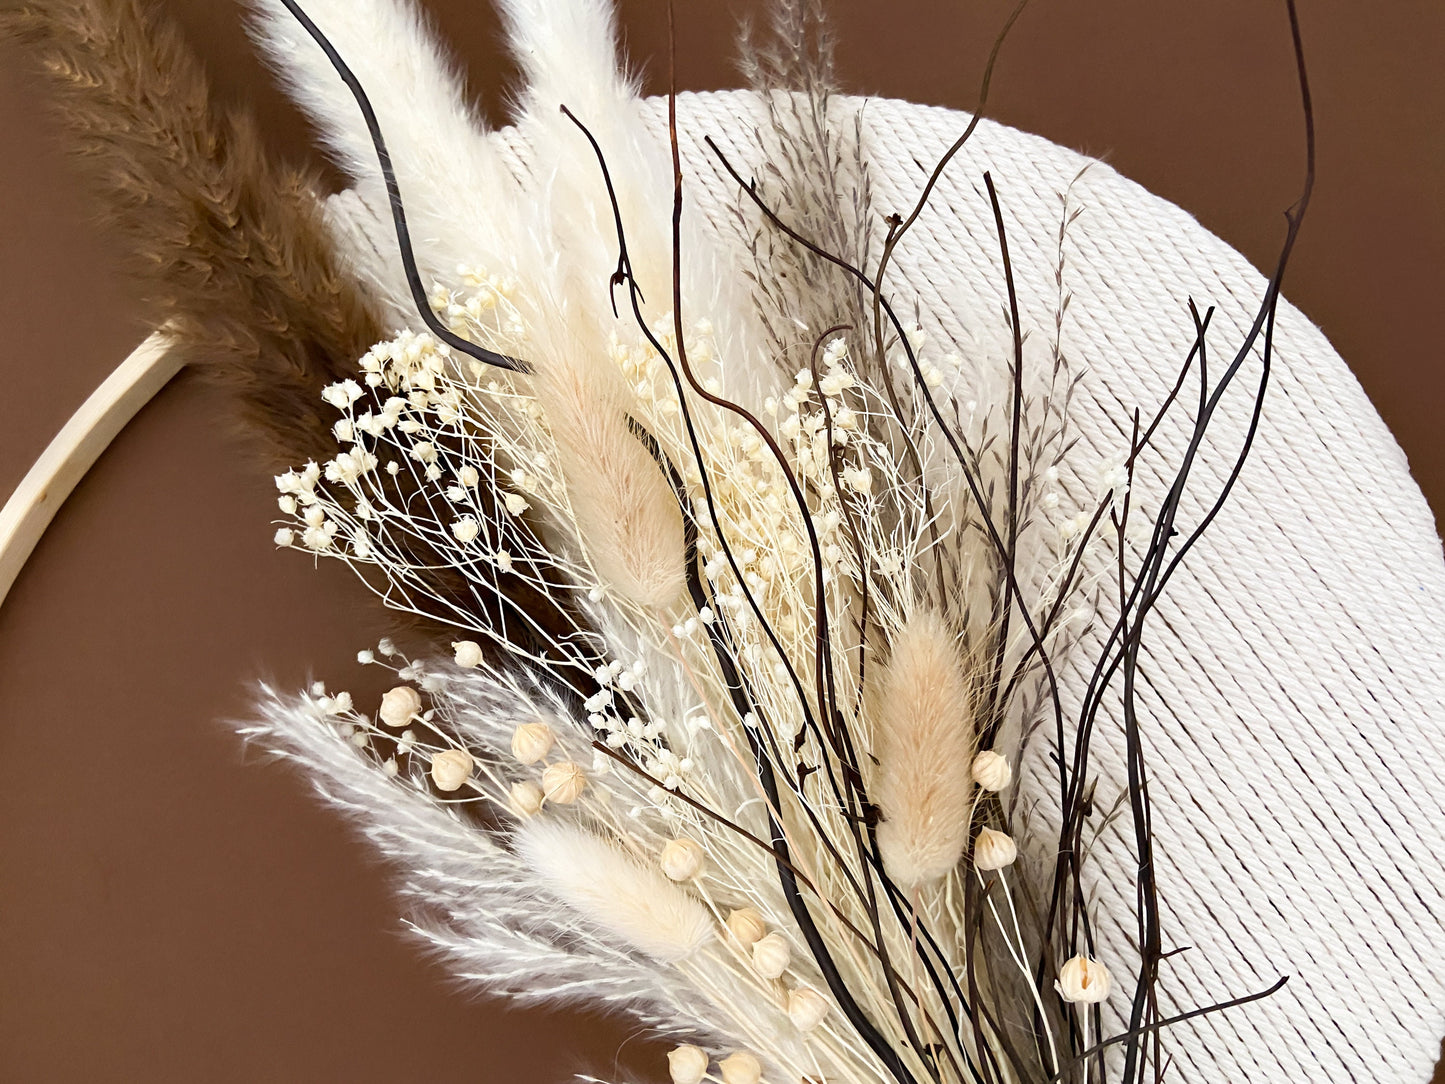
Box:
(560, 90), (922, 1084)
(982, 171), (1028, 757)
(712, 128), (1080, 1081)
(1117, 7), (1314, 1077)
(664, 13), (933, 1076)
(1048, 978), (1289, 1083)
(708, 138), (1069, 748)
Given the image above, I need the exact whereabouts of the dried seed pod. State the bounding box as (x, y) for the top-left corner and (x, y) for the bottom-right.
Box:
(667, 1044), (709, 1084)
(971, 750), (1012, 791)
(974, 827), (1018, 871)
(541, 760), (586, 804)
(508, 780), (544, 818)
(726, 907), (767, 946)
(786, 986), (830, 1031)
(378, 685), (422, 728)
(659, 838), (706, 882)
(430, 748), (473, 792)
(510, 721), (556, 765)
(719, 1051), (762, 1084)
(1056, 955), (1112, 1003)
(752, 932), (791, 979)
(452, 640), (484, 668)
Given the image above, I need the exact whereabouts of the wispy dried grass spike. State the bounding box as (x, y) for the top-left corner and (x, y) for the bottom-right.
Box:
(534, 356), (687, 611)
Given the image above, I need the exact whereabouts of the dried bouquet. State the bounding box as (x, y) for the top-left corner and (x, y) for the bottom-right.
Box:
(6, 0), (1315, 1081)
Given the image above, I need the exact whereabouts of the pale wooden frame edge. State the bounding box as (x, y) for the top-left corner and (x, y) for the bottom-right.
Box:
(0, 332), (181, 609)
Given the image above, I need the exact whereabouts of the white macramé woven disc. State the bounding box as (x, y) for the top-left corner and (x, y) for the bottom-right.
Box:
(663, 90), (1444, 1082)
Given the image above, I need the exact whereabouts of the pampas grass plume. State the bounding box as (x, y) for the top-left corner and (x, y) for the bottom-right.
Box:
(4, 0), (385, 470)
(873, 610), (977, 889)
(516, 819), (715, 963)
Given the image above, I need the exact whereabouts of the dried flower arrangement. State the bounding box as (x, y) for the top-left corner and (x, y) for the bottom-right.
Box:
(4, 0), (1318, 1081)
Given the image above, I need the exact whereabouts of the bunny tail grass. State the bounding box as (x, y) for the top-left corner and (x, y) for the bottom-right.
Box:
(872, 610), (977, 889)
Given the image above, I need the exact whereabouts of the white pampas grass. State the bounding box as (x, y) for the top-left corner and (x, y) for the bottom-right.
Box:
(246, 0), (520, 298)
(240, 681), (721, 1040)
(515, 819), (715, 964)
(496, 0), (672, 306)
(872, 609), (977, 889)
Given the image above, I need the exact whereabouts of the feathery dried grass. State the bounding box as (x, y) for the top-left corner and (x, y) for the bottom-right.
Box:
(3, 0), (384, 470)
(533, 352), (687, 612)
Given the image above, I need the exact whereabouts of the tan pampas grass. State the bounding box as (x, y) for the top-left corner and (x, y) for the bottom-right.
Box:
(872, 609), (977, 890)
(3, 0), (597, 657)
(2, 0), (382, 470)
(515, 819), (714, 964)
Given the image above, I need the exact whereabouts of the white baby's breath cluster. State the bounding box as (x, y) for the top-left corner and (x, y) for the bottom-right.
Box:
(256, 248), (1116, 1083)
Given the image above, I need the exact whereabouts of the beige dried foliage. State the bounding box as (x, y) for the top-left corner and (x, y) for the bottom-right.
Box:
(516, 819), (715, 964)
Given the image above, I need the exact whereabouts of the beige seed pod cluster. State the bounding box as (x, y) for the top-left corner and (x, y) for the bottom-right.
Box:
(872, 610), (976, 888)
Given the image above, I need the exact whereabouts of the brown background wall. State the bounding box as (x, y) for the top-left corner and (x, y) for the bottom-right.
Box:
(1, 1), (1440, 1081)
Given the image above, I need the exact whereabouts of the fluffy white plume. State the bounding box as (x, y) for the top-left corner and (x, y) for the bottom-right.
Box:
(515, 819), (715, 964)
(496, 0), (673, 306)
(246, 0), (521, 295)
(872, 609), (977, 888)
(497, 0), (637, 114)
(238, 684), (717, 1038)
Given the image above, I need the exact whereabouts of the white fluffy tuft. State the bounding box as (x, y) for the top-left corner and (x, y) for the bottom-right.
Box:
(516, 818), (715, 963)
(246, 0), (519, 297)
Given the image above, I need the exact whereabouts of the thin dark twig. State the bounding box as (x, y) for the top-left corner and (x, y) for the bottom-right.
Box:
(1048, 978), (1290, 1082)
